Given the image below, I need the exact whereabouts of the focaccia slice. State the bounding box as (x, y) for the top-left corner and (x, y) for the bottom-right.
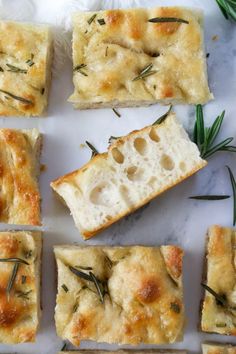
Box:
(54, 245), (185, 346)
(0, 128), (42, 225)
(51, 113), (207, 239)
(69, 7), (212, 109)
(202, 343), (236, 354)
(0, 231), (42, 343)
(201, 225), (236, 335)
(0, 21), (53, 117)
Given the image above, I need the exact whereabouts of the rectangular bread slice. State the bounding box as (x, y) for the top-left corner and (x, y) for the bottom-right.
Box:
(54, 245), (185, 346)
(58, 351), (187, 354)
(200, 225), (236, 335)
(202, 343), (236, 354)
(0, 231), (42, 344)
(51, 113), (207, 239)
(68, 7), (212, 109)
(0, 21), (53, 117)
(0, 128), (42, 225)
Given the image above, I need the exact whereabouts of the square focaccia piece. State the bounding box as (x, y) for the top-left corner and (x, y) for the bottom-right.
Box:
(54, 245), (185, 346)
(201, 225), (236, 335)
(58, 351), (187, 354)
(69, 7), (212, 109)
(202, 344), (236, 354)
(0, 231), (42, 344)
(0, 21), (53, 117)
(0, 128), (42, 225)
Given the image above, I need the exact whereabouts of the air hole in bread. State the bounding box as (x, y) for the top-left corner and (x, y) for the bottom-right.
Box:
(120, 185), (133, 207)
(149, 127), (160, 142)
(90, 183), (113, 206)
(126, 166), (144, 181)
(111, 147), (124, 164)
(179, 161), (186, 172)
(160, 154), (175, 170)
(134, 137), (147, 155)
(148, 176), (157, 188)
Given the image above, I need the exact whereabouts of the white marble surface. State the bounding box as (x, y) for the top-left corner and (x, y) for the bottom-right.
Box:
(0, 0), (236, 353)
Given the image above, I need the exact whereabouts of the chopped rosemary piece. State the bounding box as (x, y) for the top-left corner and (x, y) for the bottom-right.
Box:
(215, 0), (236, 22)
(73, 303), (78, 313)
(0, 89), (33, 105)
(97, 18), (106, 25)
(148, 17), (189, 24)
(132, 63), (157, 81)
(41, 87), (45, 95)
(6, 63), (27, 74)
(88, 13), (97, 25)
(0, 257), (29, 265)
(26, 53), (35, 67)
(193, 105), (236, 159)
(170, 302), (181, 313)
(89, 271), (104, 303)
(153, 105), (172, 125)
(16, 290), (32, 300)
(85, 141), (99, 158)
(108, 136), (121, 145)
(216, 322), (227, 327)
(0, 67), (3, 72)
(73, 64), (88, 76)
(112, 108), (121, 117)
(21, 275), (27, 284)
(201, 283), (228, 307)
(62, 284), (69, 293)
(105, 256), (113, 269)
(6, 262), (19, 300)
(226, 166), (236, 225)
(189, 195), (230, 200)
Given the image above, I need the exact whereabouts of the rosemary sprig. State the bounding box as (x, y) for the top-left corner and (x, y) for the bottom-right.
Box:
(97, 18), (106, 25)
(0, 257), (29, 265)
(189, 195), (230, 200)
(88, 14), (97, 24)
(215, 0), (236, 22)
(153, 105), (172, 125)
(132, 63), (157, 81)
(0, 89), (33, 105)
(73, 64), (88, 76)
(148, 17), (189, 24)
(6, 63), (27, 74)
(193, 105), (236, 159)
(112, 108), (121, 117)
(201, 283), (228, 307)
(85, 141), (99, 158)
(6, 263), (19, 300)
(226, 166), (236, 226)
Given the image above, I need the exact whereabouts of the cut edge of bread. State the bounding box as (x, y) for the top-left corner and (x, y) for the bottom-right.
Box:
(51, 113), (207, 239)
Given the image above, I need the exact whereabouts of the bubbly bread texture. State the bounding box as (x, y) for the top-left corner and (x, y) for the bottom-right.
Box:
(0, 128), (42, 225)
(202, 344), (236, 354)
(51, 113), (207, 239)
(0, 231), (42, 344)
(201, 225), (236, 335)
(58, 351), (187, 354)
(69, 7), (212, 109)
(0, 21), (53, 117)
(54, 245), (185, 345)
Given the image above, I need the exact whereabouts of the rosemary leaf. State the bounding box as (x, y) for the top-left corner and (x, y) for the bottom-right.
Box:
(16, 290), (32, 300)
(0, 257), (29, 265)
(203, 137), (234, 159)
(215, 0), (236, 22)
(89, 271), (104, 303)
(62, 284), (69, 293)
(73, 64), (88, 76)
(201, 283), (228, 307)
(41, 88), (45, 95)
(226, 166), (236, 225)
(189, 195), (230, 200)
(6, 263), (19, 300)
(0, 89), (33, 105)
(112, 108), (121, 117)
(75, 265), (93, 271)
(85, 141), (99, 158)
(26, 53), (35, 67)
(97, 18), (106, 25)
(108, 136), (121, 145)
(21, 275), (27, 284)
(216, 322), (227, 327)
(148, 17), (189, 24)
(152, 105), (172, 125)
(6, 63), (27, 74)
(132, 63), (157, 81)
(0, 67), (3, 72)
(69, 266), (92, 281)
(88, 14), (97, 25)
(61, 342), (67, 351)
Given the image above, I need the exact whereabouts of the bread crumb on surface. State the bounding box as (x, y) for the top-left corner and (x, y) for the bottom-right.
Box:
(212, 35), (219, 41)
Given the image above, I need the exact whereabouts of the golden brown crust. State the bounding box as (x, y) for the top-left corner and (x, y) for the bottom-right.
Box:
(0, 128), (41, 225)
(54, 245), (185, 345)
(0, 21), (52, 117)
(202, 343), (236, 354)
(0, 231), (42, 344)
(69, 7), (212, 108)
(201, 225), (236, 335)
